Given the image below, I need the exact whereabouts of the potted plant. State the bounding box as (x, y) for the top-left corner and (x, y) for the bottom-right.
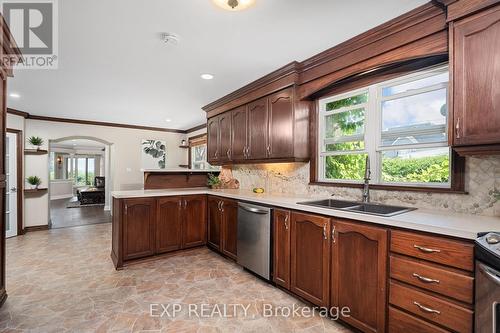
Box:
(27, 136), (44, 150)
(207, 173), (221, 189)
(26, 176), (42, 189)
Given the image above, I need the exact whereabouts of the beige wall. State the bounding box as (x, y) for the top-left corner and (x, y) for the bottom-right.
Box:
(22, 119), (189, 227)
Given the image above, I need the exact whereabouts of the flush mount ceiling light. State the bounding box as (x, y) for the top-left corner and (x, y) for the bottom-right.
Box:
(9, 93), (20, 98)
(213, 0), (255, 11)
(165, 118), (172, 122)
(201, 73), (214, 80)
(161, 32), (181, 45)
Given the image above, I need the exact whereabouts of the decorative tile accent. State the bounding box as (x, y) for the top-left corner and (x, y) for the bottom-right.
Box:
(231, 156), (500, 216)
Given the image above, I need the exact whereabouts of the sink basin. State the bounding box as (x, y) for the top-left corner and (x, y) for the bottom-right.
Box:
(296, 199), (361, 209)
(297, 199), (415, 217)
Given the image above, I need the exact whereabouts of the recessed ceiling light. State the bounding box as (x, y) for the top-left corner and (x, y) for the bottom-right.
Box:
(165, 119), (172, 122)
(9, 93), (20, 98)
(201, 74), (214, 80)
(213, 0), (255, 11)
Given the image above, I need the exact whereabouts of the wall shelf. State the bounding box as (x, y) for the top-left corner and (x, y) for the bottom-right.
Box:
(179, 145), (190, 149)
(24, 188), (48, 194)
(24, 149), (48, 155)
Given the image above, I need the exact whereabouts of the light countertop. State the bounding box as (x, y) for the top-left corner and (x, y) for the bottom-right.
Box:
(111, 188), (500, 240)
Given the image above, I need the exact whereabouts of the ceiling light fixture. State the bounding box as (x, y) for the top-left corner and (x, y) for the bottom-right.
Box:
(213, 0), (255, 11)
(161, 32), (181, 45)
(9, 93), (20, 98)
(165, 118), (172, 122)
(201, 74), (214, 80)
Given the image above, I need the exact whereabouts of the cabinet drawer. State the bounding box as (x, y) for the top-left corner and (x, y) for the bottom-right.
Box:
(389, 282), (473, 333)
(390, 256), (474, 303)
(389, 306), (450, 333)
(390, 230), (474, 271)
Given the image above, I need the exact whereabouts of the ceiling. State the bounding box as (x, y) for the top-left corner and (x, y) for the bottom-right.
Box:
(7, 0), (428, 130)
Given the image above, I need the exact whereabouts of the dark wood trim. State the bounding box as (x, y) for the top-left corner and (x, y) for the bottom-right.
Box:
(310, 181), (467, 194)
(24, 188), (48, 194)
(24, 149), (48, 155)
(186, 123), (206, 133)
(23, 225), (49, 233)
(188, 133), (207, 142)
(28, 115), (186, 133)
(454, 144), (500, 156)
(7, 128), (23, 236)
(6, 108), (28, 118)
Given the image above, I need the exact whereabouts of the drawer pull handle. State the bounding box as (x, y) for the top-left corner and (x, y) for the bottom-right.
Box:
(414, 245), (441, 254)
(413, 301), (441, 315)
(412, 273), (440, 284)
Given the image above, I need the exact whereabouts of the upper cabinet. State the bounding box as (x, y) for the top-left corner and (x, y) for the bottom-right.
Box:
(207, 86), (310, 165)
(451, 5), (500, 148)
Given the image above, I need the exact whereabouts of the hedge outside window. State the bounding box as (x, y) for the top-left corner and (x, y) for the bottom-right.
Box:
(317, 65), (451, 188)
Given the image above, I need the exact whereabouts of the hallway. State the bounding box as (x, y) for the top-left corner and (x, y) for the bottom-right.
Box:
(50, 198), (111, 229)
(0, 224), (349, 332)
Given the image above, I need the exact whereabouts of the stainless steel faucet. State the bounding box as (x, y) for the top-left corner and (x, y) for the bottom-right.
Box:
(362, 156), (371, 203)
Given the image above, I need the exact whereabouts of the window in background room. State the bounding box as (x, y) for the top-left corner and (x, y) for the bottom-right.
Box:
(188, 134), (219, 170)
(318, 65), (451, 188)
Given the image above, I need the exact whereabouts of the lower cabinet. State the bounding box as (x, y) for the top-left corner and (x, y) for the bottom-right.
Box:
(290, 211), (331, 307)
(182, 195), (207, 248)
(273, 209), (291, 289)
(123, 198), (157, 260)
(208, 196), (238, 260)
(331, 219), (388, 333)
(156, 197), (183, 253)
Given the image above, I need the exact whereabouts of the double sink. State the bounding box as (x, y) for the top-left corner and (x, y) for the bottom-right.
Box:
(297, 199), (415, 217)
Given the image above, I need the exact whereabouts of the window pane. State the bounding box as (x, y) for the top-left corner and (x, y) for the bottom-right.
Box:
(382, 71), (448, 97)
(325, 108), (365, 139)
(325, 92), (368, 111)
(324, 153), (368, 181)
(381, 147), (450, 184)
(87, 158), (95, 185)
(77, 158), (86, 186)
(381, 89), (447, 146)
(326, 141), (365, 151)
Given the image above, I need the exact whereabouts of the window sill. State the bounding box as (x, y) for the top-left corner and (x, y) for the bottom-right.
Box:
(309, 181), (468, 194)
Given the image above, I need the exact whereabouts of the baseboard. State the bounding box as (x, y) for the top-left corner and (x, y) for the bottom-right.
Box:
(104, 205), (110, 211)
(24, 225), (49, 233)
(50, 194), (73, 200)
(0, 288), (7, 308)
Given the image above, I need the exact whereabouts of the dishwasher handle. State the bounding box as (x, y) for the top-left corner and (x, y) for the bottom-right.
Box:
(238, 203), (270, 215)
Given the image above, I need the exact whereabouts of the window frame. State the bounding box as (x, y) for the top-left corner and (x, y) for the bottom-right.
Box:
(315, 65), (465, 192)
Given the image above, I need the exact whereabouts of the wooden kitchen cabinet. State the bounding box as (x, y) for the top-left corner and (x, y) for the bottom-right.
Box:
(290, 211), (330, 307)
(268, 88), (294, 158)
(273, 209), (291, 289)
(451, 5), (500, 148)
(207, 117), (219, 163)
(156, 197), (183, 253)
(231, 105), (248, 160)
(207, 196), (223, 250)
(221, 199), (238, 260)
(331, 219), (388, 333)
(208, 196), (238, 260)
(247, 96), (269, 160)
(182, 195), (207, 248)
(122, 198), (156, 261)
(206, 86), (309, 165)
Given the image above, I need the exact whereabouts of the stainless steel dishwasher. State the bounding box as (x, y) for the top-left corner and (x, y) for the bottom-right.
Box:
(237, 202), (271, 280)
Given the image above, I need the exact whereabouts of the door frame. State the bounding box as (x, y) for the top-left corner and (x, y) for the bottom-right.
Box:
(6, 129), (23, 236)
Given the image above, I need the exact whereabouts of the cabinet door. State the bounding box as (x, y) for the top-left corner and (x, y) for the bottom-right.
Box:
(182, 195), (207, 248)
(247, 97), (269, 159)
(218, 113), (232, 163)
(268, 88), (294, 158)
(207, 196), (222, 250)
(156, 197), (182, 254)
(273, 209), (291, 289)
(291, 212), (330, 307)
(123, 198), (156, 260)
(221, 199), (238, 260)
(207, 116), (219, 163)
(231, 106), (248, 160)
(452, 6), (500, 146)
(331, 219), (388, 333)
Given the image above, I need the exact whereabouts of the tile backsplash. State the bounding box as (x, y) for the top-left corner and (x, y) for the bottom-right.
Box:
(230, 156), (500, 216)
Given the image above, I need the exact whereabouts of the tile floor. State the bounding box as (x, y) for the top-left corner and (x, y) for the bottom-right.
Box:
(0, 224), (351, 332)
(50, 198), (111, 229)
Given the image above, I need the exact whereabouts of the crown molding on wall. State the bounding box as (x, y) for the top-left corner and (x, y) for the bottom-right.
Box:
(7, 108), (206, 134)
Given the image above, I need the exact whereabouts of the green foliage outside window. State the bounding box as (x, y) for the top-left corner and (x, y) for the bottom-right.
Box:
(382, 155), (449, 183)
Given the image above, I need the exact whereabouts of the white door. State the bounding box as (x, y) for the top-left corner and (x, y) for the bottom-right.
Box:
(5, 132), (17, 238)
